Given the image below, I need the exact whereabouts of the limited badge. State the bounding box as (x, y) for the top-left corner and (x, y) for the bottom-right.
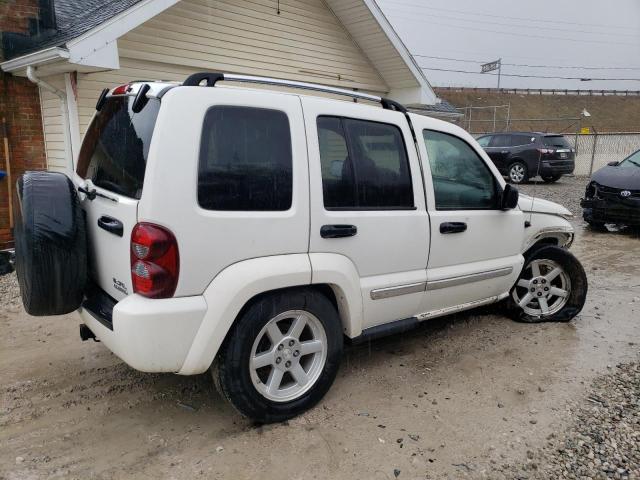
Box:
(113, 277), (128, 295)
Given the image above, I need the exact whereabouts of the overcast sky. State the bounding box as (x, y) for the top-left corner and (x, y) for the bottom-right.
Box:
(377, 0), (640, 90)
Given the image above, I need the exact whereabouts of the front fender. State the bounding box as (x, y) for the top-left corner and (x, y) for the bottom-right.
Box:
(178, 254), (312, 375)
(522, 213), (575, 253)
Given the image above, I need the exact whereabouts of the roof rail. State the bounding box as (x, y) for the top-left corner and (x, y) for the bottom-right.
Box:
(182, 72), (407, 113)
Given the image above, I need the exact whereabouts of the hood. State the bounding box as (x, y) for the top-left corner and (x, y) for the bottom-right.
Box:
(518, 194), (572, 217)
(592, 164), (640, 190)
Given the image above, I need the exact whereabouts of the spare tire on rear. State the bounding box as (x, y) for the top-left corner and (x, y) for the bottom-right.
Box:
(13, 171), (87, 316)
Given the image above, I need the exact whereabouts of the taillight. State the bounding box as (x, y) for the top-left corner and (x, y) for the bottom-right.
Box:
(537, 148), (554, 155)
(112, 84), (131, 95)
(130, 223), (179, 298)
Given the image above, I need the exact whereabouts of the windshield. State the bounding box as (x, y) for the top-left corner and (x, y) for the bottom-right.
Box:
(542, 135), (571, 148)
(76, 96), (160, 199)
(476, 136), (491, 147)
(619, 149), (640, 169)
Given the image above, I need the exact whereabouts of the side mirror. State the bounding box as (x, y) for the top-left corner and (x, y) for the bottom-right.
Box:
(607, 161), (619, 166)
(501, 183), (519, 210)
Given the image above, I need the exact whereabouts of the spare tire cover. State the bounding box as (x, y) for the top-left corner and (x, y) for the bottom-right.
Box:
(13, 171), (87, 316)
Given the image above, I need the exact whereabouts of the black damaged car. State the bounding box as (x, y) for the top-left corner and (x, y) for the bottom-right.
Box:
(581, 149), (640, 229)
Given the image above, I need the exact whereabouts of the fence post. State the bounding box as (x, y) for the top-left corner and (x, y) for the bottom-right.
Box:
(588, 132), (598, 177)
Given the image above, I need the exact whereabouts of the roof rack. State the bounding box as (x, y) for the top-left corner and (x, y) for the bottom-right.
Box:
(182, 72), (407, 113)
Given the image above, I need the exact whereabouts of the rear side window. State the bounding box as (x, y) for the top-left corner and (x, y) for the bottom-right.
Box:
(77, 96), (160, 199)
(489, 135), (510, 147)
(511, 135), (533, 146)
(543, 135), (571, 148)
(317, 116), (414, 210)
(198, 106), (292, 211)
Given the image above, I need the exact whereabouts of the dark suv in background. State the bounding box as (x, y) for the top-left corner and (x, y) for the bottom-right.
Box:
(477, 132), (575, 184)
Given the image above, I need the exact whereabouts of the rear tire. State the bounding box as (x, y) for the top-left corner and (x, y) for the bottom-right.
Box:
(508, 161), (528, 184)
(214, 288), (343, 423)
(506, 246), (587, 323)
(13, 172), (87, 316)
(542, 174), (562, 183)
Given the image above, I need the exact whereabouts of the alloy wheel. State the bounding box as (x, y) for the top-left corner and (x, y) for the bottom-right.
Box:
(249, 310), (327, 402)
(512, 259), (571, 317)
(509, 164), (526, 183)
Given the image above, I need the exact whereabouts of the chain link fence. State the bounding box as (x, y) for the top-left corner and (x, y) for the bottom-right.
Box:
(457, 106), (640, 177)
(572, 133), (640, 176)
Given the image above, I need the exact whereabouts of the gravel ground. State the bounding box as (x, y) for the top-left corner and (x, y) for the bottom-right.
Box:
(491, 360), (640, 480)
(517, 175), (587, 217)
(0, 271), (20, 310)
(2, 177), (640, 479)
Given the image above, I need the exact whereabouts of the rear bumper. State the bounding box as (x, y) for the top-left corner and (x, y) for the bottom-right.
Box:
(539, 160), (574, 176)
(581, 198), (640, 225)
(79, 293), (207, 373)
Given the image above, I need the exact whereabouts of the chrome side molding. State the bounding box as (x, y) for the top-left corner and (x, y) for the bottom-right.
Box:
(426, 267), (513, 291)
(370, 281), (426, 300)
(370, 266), (514, 301)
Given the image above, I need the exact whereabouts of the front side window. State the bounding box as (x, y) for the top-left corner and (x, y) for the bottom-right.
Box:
(423, 130), (499, 210)
(198, 106), (292, 211)
(317, 116), (414, 210)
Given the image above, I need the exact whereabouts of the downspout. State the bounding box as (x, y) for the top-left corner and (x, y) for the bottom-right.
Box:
(26, 65), (74, 175)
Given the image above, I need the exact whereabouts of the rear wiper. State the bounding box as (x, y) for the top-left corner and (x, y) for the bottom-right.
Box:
(78, 186), (118, 202)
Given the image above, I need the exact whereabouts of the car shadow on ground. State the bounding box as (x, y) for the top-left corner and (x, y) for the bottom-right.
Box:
(585, 223), (640, 238)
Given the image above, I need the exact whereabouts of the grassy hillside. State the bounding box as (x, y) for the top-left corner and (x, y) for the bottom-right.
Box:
(435, 88), (640, 134)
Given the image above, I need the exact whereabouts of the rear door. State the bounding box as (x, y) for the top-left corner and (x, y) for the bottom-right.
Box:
(139, 86), (310, 297)
(303, 98), (429, 329)
(76, 88), (160, 300)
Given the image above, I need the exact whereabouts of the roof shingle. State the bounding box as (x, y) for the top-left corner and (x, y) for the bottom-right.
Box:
(4, 0), (143, 60)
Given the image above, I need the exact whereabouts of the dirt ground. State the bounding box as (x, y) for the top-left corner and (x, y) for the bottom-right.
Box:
(2, 177), (639, 480)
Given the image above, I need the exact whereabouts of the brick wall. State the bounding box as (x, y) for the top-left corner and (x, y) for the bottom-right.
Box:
(0, 1), (41, 38)
(0, 0), (47, 249)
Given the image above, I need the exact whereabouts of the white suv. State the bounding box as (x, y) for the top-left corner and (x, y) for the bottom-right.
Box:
(13, 73), (587, 423)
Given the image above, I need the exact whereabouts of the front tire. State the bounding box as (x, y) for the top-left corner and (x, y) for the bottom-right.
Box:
(508, 161), (528, 184)
(506, 246), (587, 323)
(214, 288), (343, 423)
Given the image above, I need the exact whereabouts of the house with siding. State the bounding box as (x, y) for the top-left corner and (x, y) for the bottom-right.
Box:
(1, 0), (437, 177)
